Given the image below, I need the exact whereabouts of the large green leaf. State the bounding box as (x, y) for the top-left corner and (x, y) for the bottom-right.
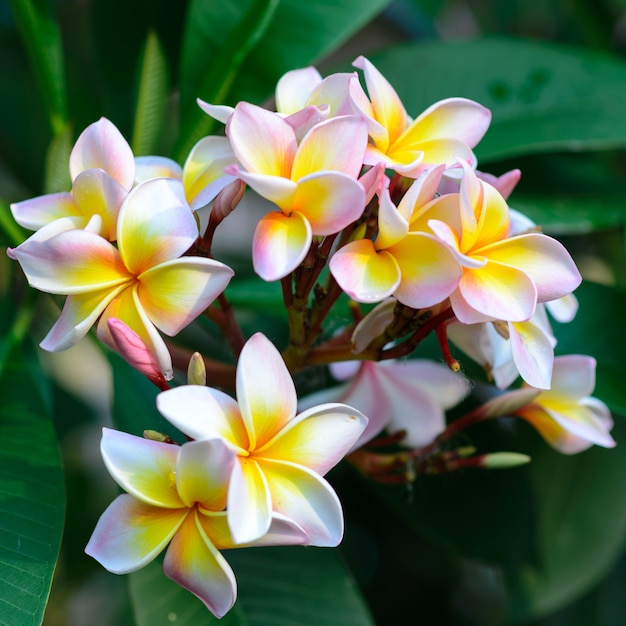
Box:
(365, 38), (626, 161)
(0, 343), (65, 626)
(129, 547), (373, 625)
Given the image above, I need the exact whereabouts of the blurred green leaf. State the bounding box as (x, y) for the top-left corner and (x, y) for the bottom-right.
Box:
(225, 278), (285, 318)
(43, 121), (72, 194)
(7, 0), (68, 135)
(132, 30), (170, 156)
(366, 38), (626, 161)
(175, 0), (280, 161)
(0, 342), (65, 626)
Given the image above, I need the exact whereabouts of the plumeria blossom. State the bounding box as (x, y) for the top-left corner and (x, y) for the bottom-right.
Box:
(8, 177), (234, 378)
(330, 166), (461, 307)
(11, 118), (135, 240)
(224, 102), (369, 280)
(349, 56), (491, 177)
(156, 332), (368, 545)
(299, 357), (470, 449)
(487, 356), (615, 454)
(425, 161), (582, 323)
(86, 429), (309, 617)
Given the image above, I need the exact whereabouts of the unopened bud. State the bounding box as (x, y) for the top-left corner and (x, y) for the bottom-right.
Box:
(187, 351), (206, 386)
(143, 430), (177, 445)
(481, 452), (531, 469)
(212, 179), (246, 222)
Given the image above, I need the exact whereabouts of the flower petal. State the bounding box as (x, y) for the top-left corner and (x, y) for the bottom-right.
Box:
(99, 428), (184, 508)
(157, 384), (249, 451)
(69, 117), (135, 190)
(391, 232), (461, 309)
(163, 510), (237, 618)
(138, 256), (234, 335)
(509, 319), (554, 389)
(293, 172), (366, 235)
(10, 228), (131, 294)
(549, 355), (597, 399)
(237, 333), (297, 449)
(252, 210), (312, 281)
(291, 116), (367, 180)
(258, 458), (344, 547)
(227, 102), (296, 177)
(134, 156), (183, 184)
(330, 239), (401, 303)
(10, 192), (78, 231)
(275, 66), (322, 114)
(227, 457), (272, 544)
(257, 403), (368, 475)
(227, 165), (297, 209)
(176, 438), (236, 511)
(117, 178), (198, 275)
(85, 494), (187, 573)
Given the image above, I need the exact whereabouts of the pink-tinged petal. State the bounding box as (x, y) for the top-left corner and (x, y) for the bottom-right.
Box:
(70, 117), (135, 190)
(348, 78), (387, 147)
(237, 333), (297, 450)
(396, 165), (445, 222)
(137, 256), (234, 335)
(359, 163), (387, 205)
(107, 318), (168, 387)
(252, 210), (311, 281)
(117, 178), (198, 274)
(40, 284), (128, 352)
(258, 458), (344, 547)
(10, 229), (132, 294)
(376, 188), (409, 250)
(363, 144), (423, 176)
(226, 165), (297, 209)
(100, 428), (183, 507)
(546, 294), (578, 323)
(157, 384), (249, 451)
(351, 299), (396, 354)
(256, 403), (367, 475)
(455, 261), (537, 322)
(481, 388), (542, 418)
(227, 102), (297, 177)
(275, 67), (322, 114)
(391, 232), (462, 308)
(329, 360), (362, 381)
(285, 105), (330, 140)
(176, 439), (236, 511)
(72, 169), (128, 240)
(509, 320), (554, 389)
(163, 510), (237, 618)
(404, 97), (491, 149)
(196, 98), (235, 124)
(183, 136), (238, 211)
(477, 168), (521, 200)
(197, 510), (310, 550)
(10, 192), (77, 231)
(353, 56), (408, 148)
(550, 355), (596, 398)
(291, 116), (367, 180)
(293, 172), (366, 235)
(330, 239), (401, 303)
(308, 72), (357, 117)
(393, 138), (476, 171)
(85, 494), (187, 573)
(543, 403), (616, 449)
(227, 458), (272, 544)
(479, 234), (582, 302)
(134, 156), (183, 184)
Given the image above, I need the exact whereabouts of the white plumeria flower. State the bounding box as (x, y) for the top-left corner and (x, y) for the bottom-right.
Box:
(86, 430), (308, 618)
(156, 332), (368, 546)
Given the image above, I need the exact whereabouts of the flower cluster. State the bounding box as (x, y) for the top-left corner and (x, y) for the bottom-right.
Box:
(6, 55), (616, 617)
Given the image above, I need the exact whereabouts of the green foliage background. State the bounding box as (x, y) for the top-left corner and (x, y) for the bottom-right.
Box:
(1, 0), (626, 624)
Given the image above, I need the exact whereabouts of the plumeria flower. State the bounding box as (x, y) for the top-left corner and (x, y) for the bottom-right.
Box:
(485, 356), (615, 454)
(330, 166), (461, 308)
(299, 357), (470, 449)
(11, 118), (134, 240)
(349, 56), (491, 177)
(156, 332), (368, 545)
(224, 102), (368, 280)
(86, 429), (309, 618)
(425, 161), (582, 323)
(8, 177), (234, 378)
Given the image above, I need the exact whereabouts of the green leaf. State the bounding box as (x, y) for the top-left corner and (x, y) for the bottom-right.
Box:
(132, 30), (170, 156)
(225, 278), (285, 318)
(129, 547), (373, 625)
(364, 38), (626, 161)
(43, 121), (72, 194)
(7, 0), (68, 135)
(175, 0), (280, 161)
(0, 343), (65, 626)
